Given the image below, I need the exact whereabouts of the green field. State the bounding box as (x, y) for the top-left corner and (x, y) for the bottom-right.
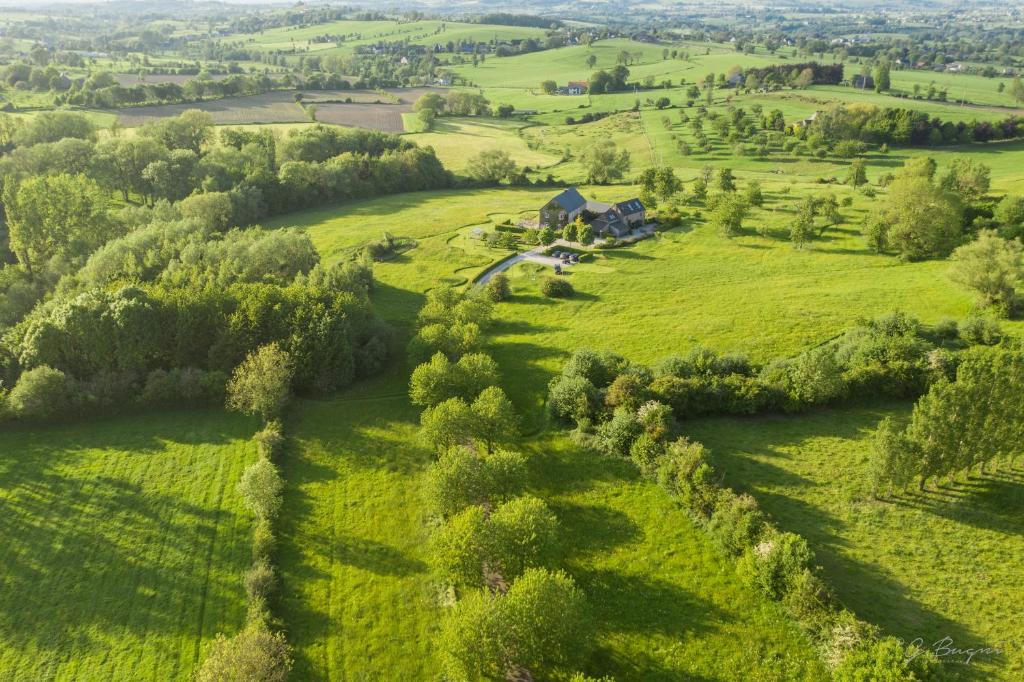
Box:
(223, 19), (548, 58)
(684, 406), (1024, 680)
(276, 383), (828, 680)
(0, 410), (258, 681)
(405, 117), (561, 171)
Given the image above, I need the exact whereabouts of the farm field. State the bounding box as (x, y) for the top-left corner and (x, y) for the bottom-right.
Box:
(0, 409), (258, 681)
(276, 387), (828, 681)
(684, 406), (1024, 680)
(223, 19), (547, 58)
(3, 3), (1024, 680)
(889, 68), (1024, 109)
(100, 90), (308, 126)
(405, 117), (561, 171)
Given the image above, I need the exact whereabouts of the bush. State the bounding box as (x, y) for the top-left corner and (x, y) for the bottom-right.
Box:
(484, 273), (511, 302)
(252, 518), (276, 563)
(629, 432), (665, 475)
(7, 365), (72, 419)
(593, 406), (642, 457)
(425, 447), (527, 517)
(238, 458), (284, 521)
(960, 316), (1003, 345)
(737, 531), (814, 601)
(654, 438), (717, 517)
(834, 636), (945, 682)
(195, 620), (292, 682)
(541, 277), (574, 298)
(707, 492), (766, 557)
(226, 343), (294, 422)
(254, 420), (284, 459)
(245, 559), (277, 603)
(547, 374), (600, 423)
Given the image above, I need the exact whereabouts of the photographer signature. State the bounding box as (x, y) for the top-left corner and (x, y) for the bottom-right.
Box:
(905, 636), (1004, 665)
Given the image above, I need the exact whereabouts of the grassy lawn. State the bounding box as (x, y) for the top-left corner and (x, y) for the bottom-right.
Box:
(528, 434), (827, 681)
(275, 381), (828, 681)
(405, 117), (561, 172)
(276, 394), (440, 681)
(488, 220), (979, 419)
(683, 405), (1024, 681)
(0, 409), (258, 681)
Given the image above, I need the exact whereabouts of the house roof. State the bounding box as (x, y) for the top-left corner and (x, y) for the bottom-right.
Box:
(549, 187), (587, 213)
(615, 198), (645, 214)
(568, 81), (588, 89)
(586, 200), (612, 214)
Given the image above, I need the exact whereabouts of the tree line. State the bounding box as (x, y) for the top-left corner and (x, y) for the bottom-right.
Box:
(805, 103), (1024, 147)
(872, 345), (1024, 495)
(405, 285), (600, 680)
(547, 346), (948, 680)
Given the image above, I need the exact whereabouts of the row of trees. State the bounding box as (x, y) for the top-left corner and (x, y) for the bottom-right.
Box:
(548, 311), (1005, 430)
(806, 102), (1024, 147)
(547, 347), (945, 680)
(872, 346), (1024, 495)
(406, 286), (597, 680)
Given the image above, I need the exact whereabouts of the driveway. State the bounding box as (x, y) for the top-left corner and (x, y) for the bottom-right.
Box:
(475, 246), (567, 285)
(475, 225), (657, 286)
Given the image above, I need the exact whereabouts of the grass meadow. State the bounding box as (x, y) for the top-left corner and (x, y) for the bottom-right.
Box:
(0, 409), (258, 681)
(275, 377), (828, 680)
(684, 406), (1024, 680)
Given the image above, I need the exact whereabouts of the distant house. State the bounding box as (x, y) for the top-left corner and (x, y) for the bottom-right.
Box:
(540, 187), (588, 228)
(947, 62), (965, 73)
(588, 199), (647, 237)
(539, 188), (646, 237)
(851, 74), (874, 89)
(726, 73), (745, 88)
(566, 81), (588, 95)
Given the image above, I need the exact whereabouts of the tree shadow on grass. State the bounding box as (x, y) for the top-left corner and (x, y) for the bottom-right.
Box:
(551, 501), (641, 559)
(683, 406), (1004, 679)
(0, 450), (248, 668)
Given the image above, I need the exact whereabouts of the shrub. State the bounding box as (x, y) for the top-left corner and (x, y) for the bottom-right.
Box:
(604, 371), (652, 411)
(547, 374), (600, 423)
(541, 277), (574, 298)
(593, 406), (642, 457)
(429, 505), (489, 587)
(7, 366), (72, 419)
(238, 458), (284, 521)
(484, 273), (511, 302)
(487, 495), (560, 580)
(252, 518), (276, 563)
(834, 636), (945, 682)
(707, 492), (766, 557)
(425, 447), (527, 517)
(960, 316), (1003, 345)
(737, 531), (814, 601)
(629, 432), (666, 475)
(440, 568), (591, 680)
(226, 343), (294, 422)
(932, 318), (959, 341)
(245, 559), (277, 603)
(195, 620), (292, 682)
(254, 420), (284, 459)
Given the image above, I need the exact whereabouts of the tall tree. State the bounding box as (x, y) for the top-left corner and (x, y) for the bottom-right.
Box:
(948, 230), (1023, 312)
(2, 173), (113, 275)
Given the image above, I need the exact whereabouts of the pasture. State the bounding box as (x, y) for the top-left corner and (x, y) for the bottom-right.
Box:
(405, 118), (561, 171)
(275, 385), (828, 681)
(0, 409), (257, 681)
(684, 406), (1024, 680)
(222, 19), (548, 58)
